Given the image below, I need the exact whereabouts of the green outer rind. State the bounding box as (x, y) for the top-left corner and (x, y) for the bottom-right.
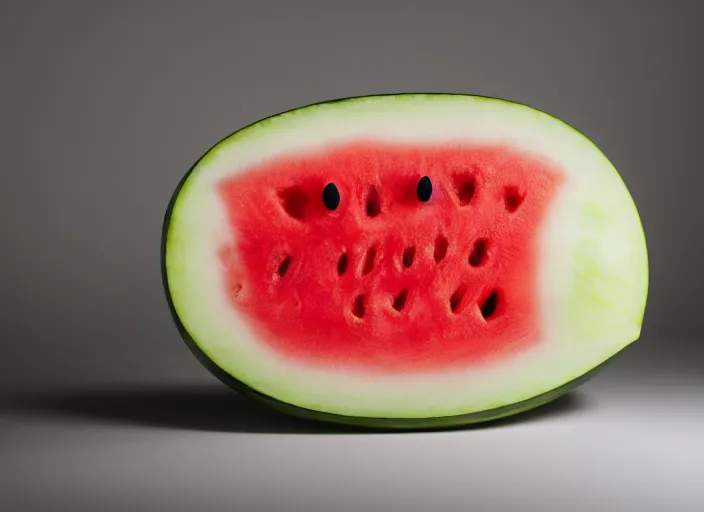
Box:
(161, 92), (645, 429)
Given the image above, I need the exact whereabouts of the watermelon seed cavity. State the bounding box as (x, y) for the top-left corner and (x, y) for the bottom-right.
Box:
(469, 238), (488, 267)
(392, 289), (408, 312)
(277, 255), (292, 277)
(480, 289), (500, 320)
(365, 186), (381, 217)
(352, 294), (366, 318)
(434, 234), (448, 263)
(402, 246), (416, 268)
(504, 186), (524, 212)
(454, 176), (476, 205)
(279, 186), (308, 220)
(362, 246), (377, 275)
(449, 284), (467, 314)
(337, 252), (348, 276)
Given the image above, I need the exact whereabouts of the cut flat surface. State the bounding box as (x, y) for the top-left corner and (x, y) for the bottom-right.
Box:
(163, 93), (648, 424)
(217, 142), (564, 373)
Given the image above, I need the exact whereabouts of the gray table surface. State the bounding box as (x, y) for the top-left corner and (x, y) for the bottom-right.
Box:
(2, 346), (702, 512)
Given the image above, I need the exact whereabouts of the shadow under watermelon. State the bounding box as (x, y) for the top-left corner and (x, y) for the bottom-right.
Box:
(3, 383), (595, 434)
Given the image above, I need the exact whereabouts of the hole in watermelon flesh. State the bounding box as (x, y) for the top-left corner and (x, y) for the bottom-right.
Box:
(402, 246), (416, 268)
(469, 238), (488, 267)
(352, 294), (366, 319)
(362, 246), (377, 275)
(480, 289), (500, 320)
(433, 234), (448, 263)
(277, 255), (292, 278)
(337, 252), (348, 276)
(504, 186), (524, 212)
(454, 175), (476, 205)
(449, 284), (467, 314)
(279, 186), (308, 220)
(365, 187), (381, 218)
(392, 289), (408, 312)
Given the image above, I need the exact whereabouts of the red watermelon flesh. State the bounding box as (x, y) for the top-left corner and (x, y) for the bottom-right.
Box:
(216, 141), (565, 374)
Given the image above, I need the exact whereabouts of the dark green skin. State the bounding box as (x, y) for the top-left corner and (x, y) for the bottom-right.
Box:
(161, 93), (626, 431)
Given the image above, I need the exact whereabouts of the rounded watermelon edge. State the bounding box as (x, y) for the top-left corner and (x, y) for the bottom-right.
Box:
(161, 167), (627, 430)
(161, 92), (649, 429)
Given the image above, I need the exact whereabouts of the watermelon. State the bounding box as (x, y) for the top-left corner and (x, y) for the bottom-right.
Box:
(162, 94), (648, 429)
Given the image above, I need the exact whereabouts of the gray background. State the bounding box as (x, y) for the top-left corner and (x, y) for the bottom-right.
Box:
(1, 1), (702, 511)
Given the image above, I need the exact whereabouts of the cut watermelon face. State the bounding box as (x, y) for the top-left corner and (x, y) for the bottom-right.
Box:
(216, 142), (564, 374)
(162, 94), (649, 429)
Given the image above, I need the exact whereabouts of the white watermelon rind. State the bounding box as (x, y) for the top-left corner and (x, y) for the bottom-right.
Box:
(162, 93), (648, 425)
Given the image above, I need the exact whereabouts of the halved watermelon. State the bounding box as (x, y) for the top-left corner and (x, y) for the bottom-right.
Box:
(162, 94), (649, 429)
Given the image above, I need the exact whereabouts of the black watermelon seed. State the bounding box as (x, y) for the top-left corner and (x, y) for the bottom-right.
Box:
(323, 183), (340, 210)
(417, 176), (432, 202)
